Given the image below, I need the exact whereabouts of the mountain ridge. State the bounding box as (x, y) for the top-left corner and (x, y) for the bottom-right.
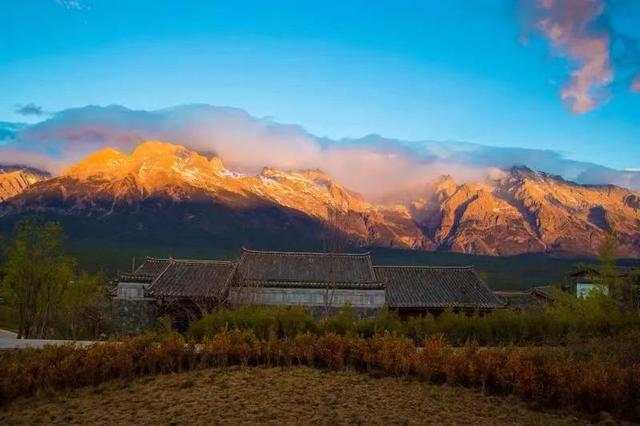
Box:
(0, 165), (50, 202)
(1, 140), (639, 258)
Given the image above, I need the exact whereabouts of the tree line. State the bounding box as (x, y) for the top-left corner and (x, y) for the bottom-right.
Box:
(1, 217), (638, 340)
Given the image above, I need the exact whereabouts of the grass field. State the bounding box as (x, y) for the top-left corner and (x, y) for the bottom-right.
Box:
(0, 366), (585, 425)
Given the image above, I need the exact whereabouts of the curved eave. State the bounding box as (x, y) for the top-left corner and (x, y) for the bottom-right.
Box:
(240, 246), (372, 257)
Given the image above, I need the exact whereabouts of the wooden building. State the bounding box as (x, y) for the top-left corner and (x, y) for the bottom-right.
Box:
(229, 249), (385, 312)
(115, 249), (504, 322)
(116, 257), (173, 299)
(493, 287), (555, 310)
(568, 266), (640, 307)
(115, 258), (236, 328)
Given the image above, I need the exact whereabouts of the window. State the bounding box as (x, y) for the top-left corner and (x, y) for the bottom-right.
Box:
(576, 283), (608, 299)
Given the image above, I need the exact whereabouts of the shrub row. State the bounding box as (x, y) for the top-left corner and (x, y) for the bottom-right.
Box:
(188, 306), (319, 340)
(188, 293), (640, 346)
(1, 332), (639, 421)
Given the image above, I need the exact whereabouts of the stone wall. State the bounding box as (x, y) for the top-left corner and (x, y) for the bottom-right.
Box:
(111, 298), (157, 336)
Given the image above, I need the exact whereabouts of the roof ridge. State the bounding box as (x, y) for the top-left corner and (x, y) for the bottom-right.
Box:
(134, 257), (171, 273)
(148, 260), (173, 289)
(205, 261), (238, 300)
(367, 253), (378, 282)
(470, 269), (505, 306)
(241, 247), (371, 257)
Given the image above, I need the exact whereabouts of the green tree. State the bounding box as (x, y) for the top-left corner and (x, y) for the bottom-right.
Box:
(58, 270), (109, 339)
(597, 228), (620, 301)
(594, 228), (640, 310)
(1, 217), (75, 338)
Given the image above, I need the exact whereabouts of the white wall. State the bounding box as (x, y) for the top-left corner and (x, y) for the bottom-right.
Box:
(229, 287), (385, 308)
(115, 282), (150, 299)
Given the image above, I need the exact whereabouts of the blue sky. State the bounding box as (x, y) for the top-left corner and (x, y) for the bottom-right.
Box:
(2, 0), (640, 170)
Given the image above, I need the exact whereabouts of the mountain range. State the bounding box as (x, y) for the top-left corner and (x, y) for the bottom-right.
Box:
(1, 140), (639, 258)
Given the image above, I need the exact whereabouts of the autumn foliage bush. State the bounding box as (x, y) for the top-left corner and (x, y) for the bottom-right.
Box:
(2, 332), (640, 421)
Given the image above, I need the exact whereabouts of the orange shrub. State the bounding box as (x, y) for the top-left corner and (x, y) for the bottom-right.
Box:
(227, 330), (261, 366)
(315, 334), (347, 370)
(291, 332), (317, 367)
(414, 334), (451, 384)
(200, 332), (232, 368)
(344, 335), (369, 371)
(368, 334), (415, 377)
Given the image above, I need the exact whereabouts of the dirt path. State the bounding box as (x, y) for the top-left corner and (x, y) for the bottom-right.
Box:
(0, 337), (96, 350)
(0, 328), (97, 350)
(0, 366), (584, 425)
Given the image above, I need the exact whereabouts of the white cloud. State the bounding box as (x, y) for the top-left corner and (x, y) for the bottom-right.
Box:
(2, 104), (638, 198)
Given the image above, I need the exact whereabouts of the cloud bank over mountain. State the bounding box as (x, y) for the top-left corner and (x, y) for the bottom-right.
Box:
(1, 104), (639, 199)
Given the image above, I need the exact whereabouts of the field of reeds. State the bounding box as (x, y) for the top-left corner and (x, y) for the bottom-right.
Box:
(1, 331), (640, 422)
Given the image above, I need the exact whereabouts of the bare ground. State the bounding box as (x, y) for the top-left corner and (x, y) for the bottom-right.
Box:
(0, 366), (585, 425)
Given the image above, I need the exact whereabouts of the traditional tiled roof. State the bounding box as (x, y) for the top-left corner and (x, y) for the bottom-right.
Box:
(123, 253), (508, 310)
(569, 265), (640, 280)
(531, 286), (555, 301)
(375, 265), (504, 309)
(236, 248), (383, 289)
(494, 286), (554, 309)
(134, 257), (172, 277)
(149, 259), (237, 299)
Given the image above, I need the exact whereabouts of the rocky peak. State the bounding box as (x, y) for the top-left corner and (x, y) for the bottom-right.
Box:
(63, 147), (127, 180)
(63, 141), (228, 191)
(0, 164), (51, 176)
(508, 165), (535, 175)
(131, 140), (183, 157)
(209, 156), (225, 171)
(432, 175), (457, 200)
(0, 166), (50, 201)
(298, 169), (334, 183)
(259, 167), (282, 179)
(504, 165), (571, 187)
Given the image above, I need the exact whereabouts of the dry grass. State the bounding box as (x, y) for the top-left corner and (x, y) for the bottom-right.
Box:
(3, 333), (638, 420)
(0, 366), (585, 425)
